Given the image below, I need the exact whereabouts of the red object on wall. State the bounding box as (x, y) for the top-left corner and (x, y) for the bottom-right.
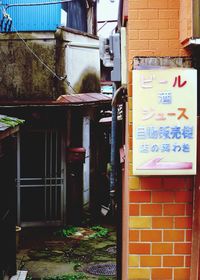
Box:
(66, 147), (86, 163)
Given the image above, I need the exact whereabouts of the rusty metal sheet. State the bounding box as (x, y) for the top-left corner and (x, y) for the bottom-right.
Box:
(56, 93), (112, 104)
(0, 126), (20, 140)
(57, 95), (84, 103)
(84, 93), (111, 100)
(0, 93), (112, 107)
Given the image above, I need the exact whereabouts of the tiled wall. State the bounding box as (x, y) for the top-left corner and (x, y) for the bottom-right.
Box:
(127, 1), (194, 279)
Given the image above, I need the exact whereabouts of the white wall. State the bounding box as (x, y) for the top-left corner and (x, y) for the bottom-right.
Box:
(62, 31), (100, 94)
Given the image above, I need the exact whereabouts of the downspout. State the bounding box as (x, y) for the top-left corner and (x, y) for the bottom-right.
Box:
(109, 82), (118, 214)
(110, 84), (127, 214)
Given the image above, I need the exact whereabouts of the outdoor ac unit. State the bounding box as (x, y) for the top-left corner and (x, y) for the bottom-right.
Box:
(99, 33), (121, 82)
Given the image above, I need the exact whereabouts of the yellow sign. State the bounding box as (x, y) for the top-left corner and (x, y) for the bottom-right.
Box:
(132, 68), (197, 175)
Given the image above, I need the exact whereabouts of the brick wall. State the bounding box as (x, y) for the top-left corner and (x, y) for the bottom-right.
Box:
(179, 0), (192, 44)
(127, 1), (194, 279)
(128, 0), (189, 66)
(128, 176), (193, 279)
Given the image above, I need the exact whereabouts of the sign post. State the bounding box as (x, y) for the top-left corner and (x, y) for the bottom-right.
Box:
(132, 68), (197, 175)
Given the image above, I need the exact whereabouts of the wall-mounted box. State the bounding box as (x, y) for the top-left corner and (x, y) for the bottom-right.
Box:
(66, 147), (86, 163)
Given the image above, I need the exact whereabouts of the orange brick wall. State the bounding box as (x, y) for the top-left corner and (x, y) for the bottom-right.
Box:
(128, 0), (189, 67)
(179, 0), (192, 44)
(128, 176), (193, 279)
(127, 1), (194, 279)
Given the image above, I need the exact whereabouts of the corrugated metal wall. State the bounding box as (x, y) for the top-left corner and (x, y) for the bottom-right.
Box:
(65, 0), (87, 32)
(1, 0), (61, 31)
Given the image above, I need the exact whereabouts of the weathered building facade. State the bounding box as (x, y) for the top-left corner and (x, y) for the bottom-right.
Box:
(0, 0), (112, 227)
(0, 28), (100, 99)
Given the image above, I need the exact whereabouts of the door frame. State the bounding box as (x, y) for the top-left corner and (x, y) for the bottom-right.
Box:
(16, 128), (66, 227)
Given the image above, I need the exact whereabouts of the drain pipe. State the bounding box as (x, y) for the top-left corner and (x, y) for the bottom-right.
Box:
(109, 83), (118, 214)
(110, 84), (126, 215)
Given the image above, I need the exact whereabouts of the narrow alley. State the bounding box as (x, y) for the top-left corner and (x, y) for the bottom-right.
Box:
(16, 222), (117, 280)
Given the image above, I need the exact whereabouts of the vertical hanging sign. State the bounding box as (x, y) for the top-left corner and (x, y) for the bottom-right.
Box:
(132, 68), (197, 175)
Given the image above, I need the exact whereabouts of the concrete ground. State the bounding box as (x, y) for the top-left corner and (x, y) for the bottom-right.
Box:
(16, 225), (117, 280)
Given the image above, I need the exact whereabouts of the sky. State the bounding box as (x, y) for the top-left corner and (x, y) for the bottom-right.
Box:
(97, 0), (119, 38)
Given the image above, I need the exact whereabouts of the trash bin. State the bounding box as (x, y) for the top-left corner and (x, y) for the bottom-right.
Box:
(66, 147), (86, 164)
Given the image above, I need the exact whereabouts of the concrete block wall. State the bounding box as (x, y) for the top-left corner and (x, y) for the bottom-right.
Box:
(127, 0), (194, 279)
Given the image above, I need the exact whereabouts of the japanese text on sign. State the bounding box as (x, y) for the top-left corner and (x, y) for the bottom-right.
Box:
(132, 68), (197, 175)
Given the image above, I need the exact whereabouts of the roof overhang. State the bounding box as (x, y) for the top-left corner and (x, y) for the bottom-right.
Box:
(0, 93), (112, 108)
(0, 126), (20, 140)
(0, 115), (24, 140)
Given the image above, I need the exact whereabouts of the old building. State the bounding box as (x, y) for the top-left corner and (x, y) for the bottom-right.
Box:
(0, 0), (112, 227)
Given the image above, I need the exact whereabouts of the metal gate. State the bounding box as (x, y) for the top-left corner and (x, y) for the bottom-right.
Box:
(16, 129), (66, 227)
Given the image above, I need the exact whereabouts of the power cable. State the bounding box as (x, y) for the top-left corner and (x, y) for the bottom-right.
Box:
(4, 0), (73, 10)
(13, 25), (77, 95)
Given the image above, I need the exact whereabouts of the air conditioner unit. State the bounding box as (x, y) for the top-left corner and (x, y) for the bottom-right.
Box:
(99, 33), (121, 82)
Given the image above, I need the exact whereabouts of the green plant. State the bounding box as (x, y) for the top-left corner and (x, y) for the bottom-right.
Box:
(42, 272), (88, 280)
(0, 116), (24, 127)
(88, 226), (109, 239)
(55, 226), (78, 237)
(73, 263), (82, 271)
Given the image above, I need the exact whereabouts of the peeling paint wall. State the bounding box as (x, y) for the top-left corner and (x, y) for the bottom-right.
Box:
(58, 29), (100, 94)
(0, 32), (59, 100)
(74, 68), (100, 93)
(0, 29), (100, 100)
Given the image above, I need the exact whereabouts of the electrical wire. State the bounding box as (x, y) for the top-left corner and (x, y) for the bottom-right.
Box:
(12, 24), (77, 95)
(4, 0), (73, 10)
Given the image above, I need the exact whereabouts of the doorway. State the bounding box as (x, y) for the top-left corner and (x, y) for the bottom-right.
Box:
(16, 128), (66, 227)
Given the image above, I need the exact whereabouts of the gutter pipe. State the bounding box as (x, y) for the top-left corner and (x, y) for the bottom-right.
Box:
(109, 84), (126, 215)
(110, 83), (118, 207)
